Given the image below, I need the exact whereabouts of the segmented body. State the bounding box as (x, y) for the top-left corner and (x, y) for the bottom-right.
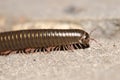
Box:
(0, 29), (90, 55)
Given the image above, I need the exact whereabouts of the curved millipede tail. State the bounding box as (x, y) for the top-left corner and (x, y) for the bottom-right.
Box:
(0, 29), (90, 55)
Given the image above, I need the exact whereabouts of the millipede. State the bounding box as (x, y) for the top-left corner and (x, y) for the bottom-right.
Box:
(0, 29), (90, 55)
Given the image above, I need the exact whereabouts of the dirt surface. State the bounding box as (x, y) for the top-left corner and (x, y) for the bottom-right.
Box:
(0, 0), (120, 80)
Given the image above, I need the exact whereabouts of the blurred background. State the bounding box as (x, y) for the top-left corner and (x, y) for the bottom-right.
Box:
(1, 0), (120, 20)
(0, 0), (120, 80)
(0, 0), (120, 36)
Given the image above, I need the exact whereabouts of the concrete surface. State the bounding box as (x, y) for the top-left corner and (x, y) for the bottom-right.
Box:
(1, 0), (120, 20)
(0, 38), (120, 80)
(0, 0), (120, 80)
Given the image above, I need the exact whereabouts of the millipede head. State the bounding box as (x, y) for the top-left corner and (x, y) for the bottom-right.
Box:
(80, 32), (90, 48)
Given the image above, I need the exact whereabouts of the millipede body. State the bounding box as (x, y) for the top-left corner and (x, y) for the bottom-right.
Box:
(0, 29), (90, 55)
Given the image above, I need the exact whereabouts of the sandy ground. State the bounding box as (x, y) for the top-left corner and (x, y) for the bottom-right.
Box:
(0, 0), (120, 80)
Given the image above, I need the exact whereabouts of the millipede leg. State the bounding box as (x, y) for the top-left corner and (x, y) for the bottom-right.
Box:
(56, 46), (60, 51)
(46, 47), (52, 52)
(67, 45), (74, 51)
(73, 44), (79, 49)
(36, 48), (40, 52)
(33, 49), (36, 52)
(61, 46), (65, 51)
(51, 47), (55, 51)
(78, 43), (82, 49)
(31, 48), (36, 53)
(65, 45), (69, 50)
(0, 50), (12, 55)
(33, 49), (37, 52)
(54, 46), (59, 51)
(25, 48), (31, 53)
(41, 48), (49, 54)
(23, 49), (26, 53)
(57, 46), (60, 51)
(70, 44), (74, 49)
(16, 50), (19, 53)
(43, 48), (46, 53)
(19, 50), (22, 53)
